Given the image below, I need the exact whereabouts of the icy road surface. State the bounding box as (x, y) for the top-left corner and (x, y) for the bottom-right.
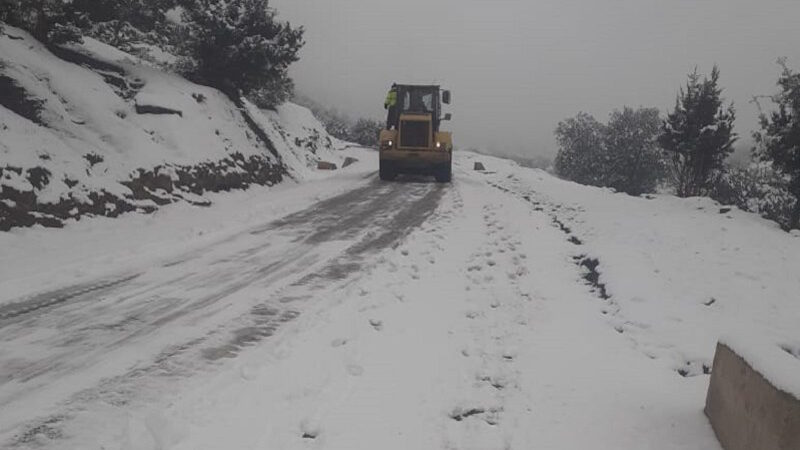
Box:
(3, 151), (798, 449)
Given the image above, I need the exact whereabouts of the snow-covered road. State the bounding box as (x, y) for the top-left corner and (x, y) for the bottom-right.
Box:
(0, 172), (446, 446)
(2, 151), (798, 449)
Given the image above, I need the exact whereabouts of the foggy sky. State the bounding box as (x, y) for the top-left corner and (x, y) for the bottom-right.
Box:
(271, 0), (800, 158)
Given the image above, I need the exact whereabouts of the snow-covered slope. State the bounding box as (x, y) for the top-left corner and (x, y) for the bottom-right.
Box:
(0, 26), (354, 231)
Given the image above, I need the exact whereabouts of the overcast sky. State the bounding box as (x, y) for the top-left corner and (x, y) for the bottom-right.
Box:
(271, 0), (800, 158)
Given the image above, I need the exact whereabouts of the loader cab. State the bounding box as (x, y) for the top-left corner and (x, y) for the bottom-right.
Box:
(389, 85), (451, 150)
(395, 85), (449, 133)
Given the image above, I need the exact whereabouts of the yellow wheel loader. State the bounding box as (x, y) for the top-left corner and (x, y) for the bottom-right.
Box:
(379, 85), (453, 182)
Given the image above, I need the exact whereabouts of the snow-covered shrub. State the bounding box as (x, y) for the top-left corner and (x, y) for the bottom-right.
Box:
(554, 112), (607, 187)
(753, 59), (800, 230)
(68, 0), (182, 62)
(659, 66), (737, 197)
(710, 164), (797, 229)
(348, 118), (382, 147)
(0, 0), (82, 44)
(604, 107), (667, 196)
(555, 108), (666, 195)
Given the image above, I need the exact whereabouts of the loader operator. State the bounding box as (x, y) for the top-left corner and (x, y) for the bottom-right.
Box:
(384, 83), (398, 129)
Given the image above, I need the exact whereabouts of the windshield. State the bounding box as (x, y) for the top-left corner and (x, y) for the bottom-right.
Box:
(401, 89), (435, 113)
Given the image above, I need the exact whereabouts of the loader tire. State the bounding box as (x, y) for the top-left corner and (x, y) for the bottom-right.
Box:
(435, 162), (452, 183)
(379, 161), (396, 181)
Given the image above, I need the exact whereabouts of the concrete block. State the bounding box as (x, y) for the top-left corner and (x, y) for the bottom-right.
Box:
(705, 341), (800, 450)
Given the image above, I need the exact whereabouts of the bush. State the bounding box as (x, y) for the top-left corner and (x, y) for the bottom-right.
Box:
(348, 118), (383, 147)
(554, 112), (607, 186)
(554, 108), (666, 195)
(0, 0), (82, 44)
(604, 107), (666, 195)
(710, 164), (797, 229)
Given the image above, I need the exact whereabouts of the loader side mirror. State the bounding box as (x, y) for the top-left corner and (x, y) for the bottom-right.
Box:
(442, 90), (451, 105)
(442, 113), (452, 121)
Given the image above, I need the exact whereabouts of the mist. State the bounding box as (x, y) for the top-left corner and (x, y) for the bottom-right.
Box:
(271, 0), (800, 159)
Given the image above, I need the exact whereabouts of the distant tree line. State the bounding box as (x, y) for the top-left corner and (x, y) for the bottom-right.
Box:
(0, 0), (304, 108)
(293, 95), (383, 148)
(554, 63), (800, 231)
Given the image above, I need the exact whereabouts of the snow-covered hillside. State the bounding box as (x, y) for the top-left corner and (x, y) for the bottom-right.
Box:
(0, 26), (354, 231)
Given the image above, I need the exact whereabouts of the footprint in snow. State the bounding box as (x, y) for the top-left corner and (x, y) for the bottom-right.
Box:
(369, 319), (383, 331)
(331, 338), (348, 347)
(347, 364), (364, 376)
(300, 421), (321, 440)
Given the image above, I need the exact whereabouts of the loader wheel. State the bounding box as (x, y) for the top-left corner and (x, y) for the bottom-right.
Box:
(435, 163), (452, 183)
(379, 161), (396, 181)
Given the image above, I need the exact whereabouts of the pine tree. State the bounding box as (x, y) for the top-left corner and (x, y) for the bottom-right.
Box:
(659, 66), (737, 197)
(179, 0), (304, 102)
(754, 59), (800, 230)
(554, 112), (607, 186)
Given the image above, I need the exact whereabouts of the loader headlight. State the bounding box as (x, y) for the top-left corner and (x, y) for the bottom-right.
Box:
(436, 141), (442, 149)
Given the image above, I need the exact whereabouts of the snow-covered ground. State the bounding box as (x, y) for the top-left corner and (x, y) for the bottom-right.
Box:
(3, 150), (798, 449)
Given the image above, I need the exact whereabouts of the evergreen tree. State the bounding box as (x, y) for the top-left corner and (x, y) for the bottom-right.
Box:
(659, 66), (737, 197)
(0, 0), (81, 43)
(754, 59), (800, 229)
(604, 107), (666, 195)
(554, 112), (607, 186)
(179, 0), (304, 102)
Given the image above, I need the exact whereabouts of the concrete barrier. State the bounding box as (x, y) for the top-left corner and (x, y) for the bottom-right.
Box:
(705, 340), (800, 450)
